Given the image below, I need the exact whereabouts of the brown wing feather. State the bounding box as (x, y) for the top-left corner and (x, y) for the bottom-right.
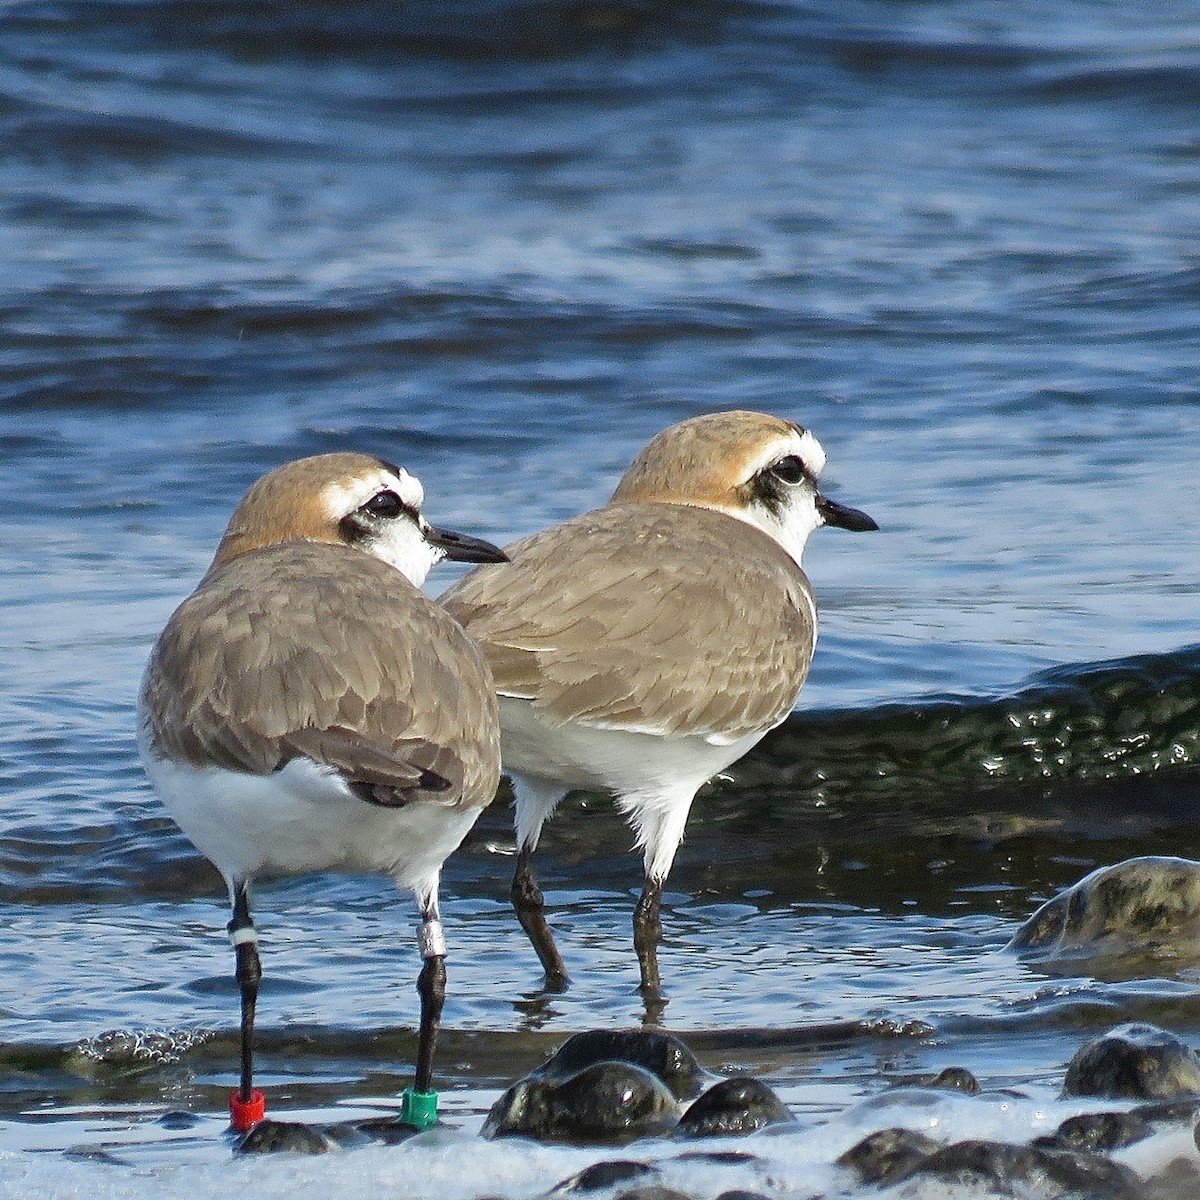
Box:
(143, 542), (500, 811)
(441, 503), (816, 741)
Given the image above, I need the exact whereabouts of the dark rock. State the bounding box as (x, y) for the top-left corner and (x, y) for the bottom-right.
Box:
(712, 1192), (772, 1200)
(927, 1066), (980, 1093)
(352, 1115), (425, 1144)
(1062, 1023), (1200, 1099)
(676, 1077), (795, 1138)
(1008, 857), (1200, 968)
(1149, 1156), (1200, 1200)
(1033, 1109), (1153, 1152)
(157, 1110), (202, 1129)
(837, 1126), (940, 1185)
(533, 1031), (706, 1101)
(1136, 1097), (1200, 1122)
(908, 1138), (1142, 1199)
(63, 1144), (132, 1165)
(890, 1066), (980, 1093)
(612, 1188), (691, 1200)
(233, 1111), (429, 1154)
(673, 1151), (762, 1166)
(73, 1027), (206, 1068)
(546, 1160), (657, 1194)
(235, 1118), (342, 1155)
(485, 1061), (680, 1144)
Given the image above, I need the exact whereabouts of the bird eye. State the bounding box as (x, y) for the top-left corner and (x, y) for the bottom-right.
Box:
(770, 455), (807, 485)
(363, 490), (404, 518)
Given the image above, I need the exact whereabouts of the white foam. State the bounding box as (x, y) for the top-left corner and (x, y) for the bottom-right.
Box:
(1, 1084), (1197, 1200)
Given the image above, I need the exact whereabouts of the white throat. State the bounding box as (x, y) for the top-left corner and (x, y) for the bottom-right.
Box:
(368, 515), (442, 587)
(707, 497), (821, 567)
(322, 467), (441, 587)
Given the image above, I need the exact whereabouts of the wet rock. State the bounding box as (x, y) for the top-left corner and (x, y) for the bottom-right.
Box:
(1136, 1097), (1200, 1123)
(73, 1027), (209, 1068)
(712, 1192), (772, 1200)
(64, 1144), (132, 1165)
(234, 1112), (426, 1154)
(1008, 857), (1200, 967)
(612, 1188), (690, 1200)
(157, 1110), (202, 1129)
(890, 1065), (980, 1093)
(837, 1126), (941, 1185)
(1151, 1156), (1200, 1200)
(673, 1151), (763, 1166)
(545, 1160), (658, 1194)
(352, 1115), (426, 1145)
(485, 1060), (680, 1144)
(907, 1138), (1142, 1199)
(840, 1130), (1141, 1197)
(235, 1118), (343, 1155)
(1033, 1109), (1153, 1152)
(1062, 1023), (1200, 1100)
(675, 1077), (795, 1138)
(927, 1066), (979, 1093)
(533, 1031), (706, 1101)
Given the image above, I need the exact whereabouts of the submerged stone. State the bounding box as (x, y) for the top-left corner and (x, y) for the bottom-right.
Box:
(841, 1131), (1141, 1197)
(1062, 1023), (1200, 1100)
(63, 1144), (132, 1166)
(675, 1077), (794, 1138)
(352, 1115), (426, 1144)
(1158, 1155), (1200, 1198)
(546, 1160), (658, 1194)
(837, 1127), (941, 1185)
(910, 1138), (1142, 1198)
(1008, 857), (1200, 967)
(157, 1110), (202, 1129)
(1135, 1098), (1200, 1122)
(533, 1030), (706, 1101)
(1033, 1109), (1153, 1152)
(73, 1027), (209, 1068)
(485, 1060), (680, 1144)
(672, 1151), (762, 1166)
(889, 1066), (980, 1093)
(612, 1188), (690, 1200)
(234, 1112), (425, 1154)
(235, 1118), (343, 1155)
(926, 1066), (980, 1093)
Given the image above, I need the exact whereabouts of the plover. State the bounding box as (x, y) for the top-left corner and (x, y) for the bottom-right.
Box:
(440, 411), (877, 1003)
(138, 452), (507, 1131)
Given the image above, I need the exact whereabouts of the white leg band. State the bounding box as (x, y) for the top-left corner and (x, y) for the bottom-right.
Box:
(418, 919), (446, 959)
(229, 926), (258, 947)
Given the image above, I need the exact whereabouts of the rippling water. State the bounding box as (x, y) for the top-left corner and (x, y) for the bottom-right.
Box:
(2, 0), (1200, 1195)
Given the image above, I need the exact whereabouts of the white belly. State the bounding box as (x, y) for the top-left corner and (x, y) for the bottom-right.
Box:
(142, 750), (480, 899)
(497, 695), (769, 798)
(496, 697), (770, 881)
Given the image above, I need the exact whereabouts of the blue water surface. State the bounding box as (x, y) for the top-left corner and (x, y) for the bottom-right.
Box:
(1, 0), (1199, 1191)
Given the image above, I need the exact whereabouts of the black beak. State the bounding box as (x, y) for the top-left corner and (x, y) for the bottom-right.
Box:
(816, 493), (879, 533)
(427, 525), (510, 564)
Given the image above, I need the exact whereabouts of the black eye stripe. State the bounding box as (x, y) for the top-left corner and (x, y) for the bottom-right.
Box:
(769, 455), (808, 485)
(339, 487), (415, 545)
(362, 489), (405, 518)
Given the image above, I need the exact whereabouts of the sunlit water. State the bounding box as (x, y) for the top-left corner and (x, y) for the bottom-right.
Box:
(2, 0), (1200, 1195)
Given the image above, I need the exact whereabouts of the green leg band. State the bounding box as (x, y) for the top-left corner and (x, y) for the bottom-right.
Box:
(400, 1086), (438, 1129)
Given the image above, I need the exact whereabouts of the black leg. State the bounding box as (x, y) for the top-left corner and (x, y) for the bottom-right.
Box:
(414, 950), (445, 1095)
(228, 882), (262, 1107)
(511, 844), (569, 991)
(633, 876), (665, 1008)
(401, 914), (447, 1129)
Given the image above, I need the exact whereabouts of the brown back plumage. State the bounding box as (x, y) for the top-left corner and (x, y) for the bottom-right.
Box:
(441, 503), (815, 741)
(144, 539), (500, 811)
